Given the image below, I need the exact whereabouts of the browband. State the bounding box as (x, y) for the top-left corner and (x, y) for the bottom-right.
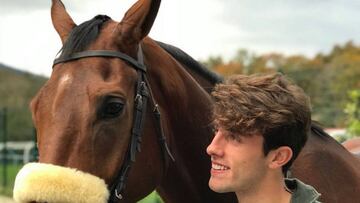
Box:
(53, 50), (146, 72)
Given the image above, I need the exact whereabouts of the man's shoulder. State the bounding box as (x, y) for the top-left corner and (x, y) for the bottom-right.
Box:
(285, 178), (321, 203)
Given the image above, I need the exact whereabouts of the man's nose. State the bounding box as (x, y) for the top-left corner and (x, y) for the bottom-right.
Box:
(206, 130), (224, 157)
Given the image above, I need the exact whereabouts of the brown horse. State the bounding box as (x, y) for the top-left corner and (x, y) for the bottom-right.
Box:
(14, 0), (235, 202)
(13, 0), (360, 203)
(292, 125), (360, 202)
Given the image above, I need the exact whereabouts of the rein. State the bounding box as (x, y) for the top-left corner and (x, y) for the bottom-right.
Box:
(53, 46), (175, 202)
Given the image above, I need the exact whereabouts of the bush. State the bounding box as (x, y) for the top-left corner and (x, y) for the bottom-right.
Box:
(345, 90), (360, 137)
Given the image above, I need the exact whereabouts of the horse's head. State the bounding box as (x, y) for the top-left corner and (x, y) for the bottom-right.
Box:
(13, 0), (165, 202)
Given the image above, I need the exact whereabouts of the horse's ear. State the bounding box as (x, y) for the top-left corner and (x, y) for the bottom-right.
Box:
(51, 0), (76, 44)
(117, 0), (161, 45)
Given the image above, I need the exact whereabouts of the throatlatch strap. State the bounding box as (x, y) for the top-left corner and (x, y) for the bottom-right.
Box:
(153, 106), (175, 163)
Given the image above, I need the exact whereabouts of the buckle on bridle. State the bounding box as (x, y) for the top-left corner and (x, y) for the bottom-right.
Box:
(115, 189), (123, 200)
(134, 94), (143, 109)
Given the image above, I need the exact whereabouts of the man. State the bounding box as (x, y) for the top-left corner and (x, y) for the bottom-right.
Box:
(207, 73), (321, 203)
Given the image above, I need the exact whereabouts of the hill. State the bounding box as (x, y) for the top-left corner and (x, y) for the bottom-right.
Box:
(0, 63), (47, 141)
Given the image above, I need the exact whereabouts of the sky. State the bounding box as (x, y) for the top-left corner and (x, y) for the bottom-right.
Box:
(0, 0), (359, 77)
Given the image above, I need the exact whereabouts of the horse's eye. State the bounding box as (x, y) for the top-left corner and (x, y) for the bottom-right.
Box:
(102, 97), (124, 118)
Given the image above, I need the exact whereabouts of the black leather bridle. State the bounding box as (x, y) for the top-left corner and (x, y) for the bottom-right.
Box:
(53, 46), (175, 202)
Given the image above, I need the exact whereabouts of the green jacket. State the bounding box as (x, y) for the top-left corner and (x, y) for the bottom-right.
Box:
(285, 178), (321, 203)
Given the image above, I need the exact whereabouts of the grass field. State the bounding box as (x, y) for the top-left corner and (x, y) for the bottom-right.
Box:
(0, 163), (163, 202)
(138, 191), (163, 203)
(0, 163), (22, 196)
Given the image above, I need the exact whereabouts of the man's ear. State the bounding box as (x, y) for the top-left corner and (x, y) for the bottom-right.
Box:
(267, 146), (293, 170)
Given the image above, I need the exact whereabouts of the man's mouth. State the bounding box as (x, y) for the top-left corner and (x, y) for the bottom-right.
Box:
(212, 162), (230, 171)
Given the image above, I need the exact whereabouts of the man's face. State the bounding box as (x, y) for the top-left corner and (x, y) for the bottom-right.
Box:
(206, 127), (269, 193)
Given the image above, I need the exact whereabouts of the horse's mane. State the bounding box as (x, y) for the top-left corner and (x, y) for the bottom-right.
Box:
(156, 41), (223, 84)
(59, 15), (111, 58)
(311, 122), (335, 139)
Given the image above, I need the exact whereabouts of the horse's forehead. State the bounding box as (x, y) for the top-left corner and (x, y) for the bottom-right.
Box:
(49, 60), (137, 99)
(91, 20), (119, 47)
(59, 73), (73, 87)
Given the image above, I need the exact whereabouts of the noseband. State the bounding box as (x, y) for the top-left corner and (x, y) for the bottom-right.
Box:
(53, 46), (175, 202)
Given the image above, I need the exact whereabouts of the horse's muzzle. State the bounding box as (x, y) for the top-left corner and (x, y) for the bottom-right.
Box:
(13, 163), (109, 203)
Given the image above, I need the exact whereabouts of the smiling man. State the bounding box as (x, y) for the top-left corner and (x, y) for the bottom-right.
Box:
(207, 73), (321, 203)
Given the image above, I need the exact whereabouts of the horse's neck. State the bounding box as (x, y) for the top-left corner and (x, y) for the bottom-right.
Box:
(144, 40), (214, 140)
(143, 40), (235, 202)
(146, 43), (213, 156)
(154, 40), (220, 94)
(182, 66), (216, 93)
(292, 132), (360, 202)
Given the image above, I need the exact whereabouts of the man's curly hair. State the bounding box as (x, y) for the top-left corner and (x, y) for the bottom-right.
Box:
(212, 73), (311, 173)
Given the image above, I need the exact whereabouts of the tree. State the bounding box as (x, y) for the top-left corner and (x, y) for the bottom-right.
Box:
(202, 41), (360, 128)
(232, 49), (257, 74)
(212, 62), (243, 76)
(345, 90), (360, 137)
(201, 55), (224, 70)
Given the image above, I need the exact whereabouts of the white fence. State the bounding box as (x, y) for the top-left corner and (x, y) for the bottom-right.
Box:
(0, 141), (36, 164)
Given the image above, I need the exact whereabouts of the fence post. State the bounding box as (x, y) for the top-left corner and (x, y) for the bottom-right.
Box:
(1, 107), (7, 188)
(33, 127), (38, 162)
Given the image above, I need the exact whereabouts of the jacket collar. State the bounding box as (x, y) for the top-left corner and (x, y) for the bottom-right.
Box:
(285, 178), (321, 203)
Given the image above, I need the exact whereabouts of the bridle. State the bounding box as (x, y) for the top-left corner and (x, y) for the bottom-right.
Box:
(53, 46), (175, 202)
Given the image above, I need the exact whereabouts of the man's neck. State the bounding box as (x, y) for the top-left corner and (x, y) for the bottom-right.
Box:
(235, 173), (291, 203)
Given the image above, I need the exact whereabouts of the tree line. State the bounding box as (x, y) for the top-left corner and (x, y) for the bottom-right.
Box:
(202, 41), (360, 128)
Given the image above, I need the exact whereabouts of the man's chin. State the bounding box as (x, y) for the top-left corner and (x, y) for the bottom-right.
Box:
(208, 178), (232, 193)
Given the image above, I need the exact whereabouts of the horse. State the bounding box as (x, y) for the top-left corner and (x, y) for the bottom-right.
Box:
(13, 0), (236, 202)
(13, 0), (360, 203)
(291, 124), (360, 202)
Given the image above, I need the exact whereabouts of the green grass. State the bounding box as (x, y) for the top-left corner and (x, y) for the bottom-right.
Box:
(138, 191), (163, 203)
(0, 163), (23, 196)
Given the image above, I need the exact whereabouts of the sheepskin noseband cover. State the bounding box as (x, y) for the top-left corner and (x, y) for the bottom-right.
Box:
(13, 163), (109, 203)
